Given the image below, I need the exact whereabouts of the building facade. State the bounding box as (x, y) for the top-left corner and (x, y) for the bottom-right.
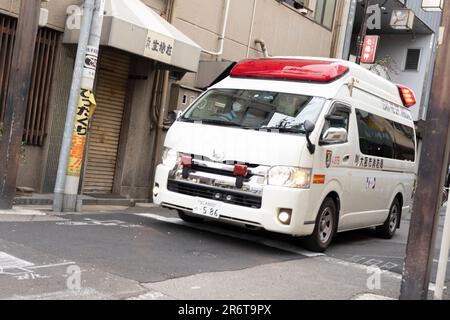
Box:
(346, 0), (441, 123)
(0, 0), (350, 201)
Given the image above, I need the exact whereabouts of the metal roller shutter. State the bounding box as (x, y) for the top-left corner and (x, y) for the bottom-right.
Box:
(83, 48), (130, 194)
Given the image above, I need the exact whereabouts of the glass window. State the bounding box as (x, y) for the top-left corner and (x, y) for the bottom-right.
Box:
(314, 0), (326, 23)
(356, 109), (416, 161)
(312, 0), (336, 29)
(322, 0), (336, 29)
(279, 0), (336, 29)
(392, 122), (416, 161)
(356, 109), (395, 159)
(182, 89), (326, 133)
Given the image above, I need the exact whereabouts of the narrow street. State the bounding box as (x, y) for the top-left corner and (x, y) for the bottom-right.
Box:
(0, 205), (448, 300)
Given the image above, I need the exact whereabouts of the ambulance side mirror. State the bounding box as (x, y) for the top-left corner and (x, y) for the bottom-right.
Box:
(322, 127), (348, 144)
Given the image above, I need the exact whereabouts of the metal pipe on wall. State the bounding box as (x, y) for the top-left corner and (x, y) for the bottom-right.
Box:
(341, 0), (357, 60)
(246, 0), (258, 58)
(201, 0), (231, 59)
(254, 39), (269, 58)
(330, 0), (346, 58)
(149, 0), (176, 201)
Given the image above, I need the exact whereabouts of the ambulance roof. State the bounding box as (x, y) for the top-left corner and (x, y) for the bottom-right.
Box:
(212, 57), (413, 112)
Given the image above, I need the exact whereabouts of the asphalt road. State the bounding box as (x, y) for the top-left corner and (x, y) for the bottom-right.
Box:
(0, 206), (448, 299)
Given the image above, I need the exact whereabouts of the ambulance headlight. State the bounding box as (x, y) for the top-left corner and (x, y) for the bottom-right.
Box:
(267, 167), (312, 189)
(162, 148), (179, 169)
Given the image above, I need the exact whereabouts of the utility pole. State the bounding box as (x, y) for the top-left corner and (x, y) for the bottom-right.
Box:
(355, 0), (370, 64)
(400, 1), (449, 300)
(62, 0), (105, 212)
(53, 0), (96, 213)
(0, 0), (42, 209)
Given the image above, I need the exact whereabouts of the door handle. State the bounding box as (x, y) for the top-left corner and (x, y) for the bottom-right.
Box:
(343, 154), (351, 162)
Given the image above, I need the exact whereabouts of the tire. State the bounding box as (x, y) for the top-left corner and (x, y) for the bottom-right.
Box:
(177, 210), (204, 223)
(301, 198), (338, 253)
(376, 198), (401, 239)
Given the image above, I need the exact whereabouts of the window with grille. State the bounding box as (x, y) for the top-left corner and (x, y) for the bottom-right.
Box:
(0, 13), (59, 146)
(405, 49), (421, 71)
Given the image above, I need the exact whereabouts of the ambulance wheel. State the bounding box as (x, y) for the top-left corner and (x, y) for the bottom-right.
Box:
(376, 198), (400, 239)
(177, 210), (204, 223)
(301, 198), (337, 253)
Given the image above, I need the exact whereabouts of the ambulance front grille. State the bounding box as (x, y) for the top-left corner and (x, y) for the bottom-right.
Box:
(167, 180), (262, 209)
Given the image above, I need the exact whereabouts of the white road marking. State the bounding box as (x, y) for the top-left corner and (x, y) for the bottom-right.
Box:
(136, 213), (324, 258)
(329, 257), (447, 292)
(7, 288), (99, 300)
(126, 291), (166, 300)
(353, 293), (395, 300)
(0, 252), (34, 270)
(56, 219), (141, 228)
(0, 252), (76, 282)
(347, 254), (450, 263)
(28, 262), (76, 270)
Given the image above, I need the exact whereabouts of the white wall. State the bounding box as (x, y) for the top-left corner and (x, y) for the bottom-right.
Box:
(367, 34), (434, 121)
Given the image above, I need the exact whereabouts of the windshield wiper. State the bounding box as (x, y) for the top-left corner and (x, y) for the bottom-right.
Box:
(197, 119), (242, 127)
(262, 126), (305, 133)
(242, 126), (305, 133)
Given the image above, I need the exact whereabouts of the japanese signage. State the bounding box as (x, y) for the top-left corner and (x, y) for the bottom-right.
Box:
(361, 35), (379, 64)
(67, 89), (96, 177)
(382, 101), (413, 120)
(355, 155), (384, 170)
(144, 30), (175, 64)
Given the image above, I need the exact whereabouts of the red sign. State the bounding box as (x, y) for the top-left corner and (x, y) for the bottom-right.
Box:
(361, 35), (379, 64)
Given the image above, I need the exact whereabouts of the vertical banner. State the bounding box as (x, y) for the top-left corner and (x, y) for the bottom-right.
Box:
(67, 89), (96, 177)
(361, 35), (380, 64)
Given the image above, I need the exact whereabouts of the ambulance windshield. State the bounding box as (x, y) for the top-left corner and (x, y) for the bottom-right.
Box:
(181, 89), (326, 133)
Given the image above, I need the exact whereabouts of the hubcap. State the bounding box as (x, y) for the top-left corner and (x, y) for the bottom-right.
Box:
(389, 205), (398, 233)
(319, 208), (333, 243)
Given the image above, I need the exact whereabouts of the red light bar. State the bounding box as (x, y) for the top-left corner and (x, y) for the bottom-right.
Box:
(234, 164), (248, 177)
(180, 156), (192, 168)
(398, 85), (416, 107)
(230, 59), (349, 83)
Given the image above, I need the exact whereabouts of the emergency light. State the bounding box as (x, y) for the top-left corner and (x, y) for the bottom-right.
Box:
(230, 59), (349, 83)
(398, 85), (416, 107)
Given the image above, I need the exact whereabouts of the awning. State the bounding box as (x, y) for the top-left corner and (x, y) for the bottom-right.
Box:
(63, 0), (201, 73)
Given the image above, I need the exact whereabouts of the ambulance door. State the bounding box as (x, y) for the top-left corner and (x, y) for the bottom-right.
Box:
(349, 109), (395, 228)
(317, 102), (354, 228)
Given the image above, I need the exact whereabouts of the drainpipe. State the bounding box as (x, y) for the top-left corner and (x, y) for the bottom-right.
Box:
(342, 0), (357, 60)
(149, 0), (176, 201)
(201, 0), (231, 60)
(330, 0), (345, 58)
(246, 0), (258, 58)
(255, 39), (269, 58)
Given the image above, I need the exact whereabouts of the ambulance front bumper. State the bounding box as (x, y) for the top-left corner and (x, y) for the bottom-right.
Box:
(153, 164), (315, 237)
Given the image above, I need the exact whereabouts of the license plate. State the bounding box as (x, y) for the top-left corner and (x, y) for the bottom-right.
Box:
(193, 199), (221, 219)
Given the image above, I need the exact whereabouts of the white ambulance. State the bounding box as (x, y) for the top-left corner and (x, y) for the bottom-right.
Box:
(153, 57), (417, 252)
